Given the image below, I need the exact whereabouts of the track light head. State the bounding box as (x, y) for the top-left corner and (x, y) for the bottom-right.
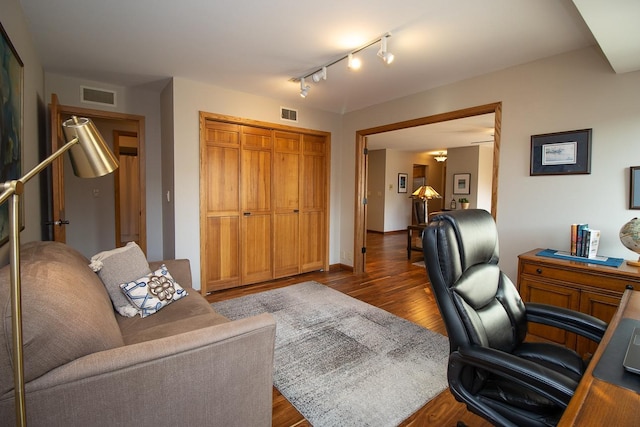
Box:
(347, 53), (361, 70)
(299, 77), (310, 98)
(312, 66), (327, 83)
(377, 35), (394, 64)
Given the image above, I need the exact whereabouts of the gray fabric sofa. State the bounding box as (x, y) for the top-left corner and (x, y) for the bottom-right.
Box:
(0, 241), (276, 426)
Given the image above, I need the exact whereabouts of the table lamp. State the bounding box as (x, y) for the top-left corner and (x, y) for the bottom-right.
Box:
(411, 185), (441, 221)
(0, 116), (118, 426)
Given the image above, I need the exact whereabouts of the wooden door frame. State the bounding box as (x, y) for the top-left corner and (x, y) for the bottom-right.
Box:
(50, 97), (147, 253)
(353, 102), (502, 274)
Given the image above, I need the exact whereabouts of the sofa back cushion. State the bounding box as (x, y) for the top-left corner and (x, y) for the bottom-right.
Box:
(0, 241), (124, 397)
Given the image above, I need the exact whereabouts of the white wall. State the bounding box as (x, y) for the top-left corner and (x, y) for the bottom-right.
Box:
(446, 146), (479, 206)
(384, 150), (413, 231)
(340, 46), (640, 280)
(169, 77), (343, 289)
(367, 150), (441, 232)
(367, 150), (386, 232)
(0, 0), (44, 265)
(477, 145), (494, 211)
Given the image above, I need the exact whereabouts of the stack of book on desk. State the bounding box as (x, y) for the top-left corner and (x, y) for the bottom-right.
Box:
(570, 223), (600, 259)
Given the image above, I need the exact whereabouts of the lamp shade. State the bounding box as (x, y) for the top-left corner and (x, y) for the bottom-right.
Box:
(62, 116), (119, 178)
(412, 185), (441, 200)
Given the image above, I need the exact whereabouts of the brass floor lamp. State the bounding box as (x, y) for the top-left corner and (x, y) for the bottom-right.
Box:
(0, 116), (118, 426)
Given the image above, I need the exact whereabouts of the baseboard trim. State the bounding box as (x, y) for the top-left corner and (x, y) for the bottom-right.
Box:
(330, 263), (353, 272)
(367, 229), (406, 235)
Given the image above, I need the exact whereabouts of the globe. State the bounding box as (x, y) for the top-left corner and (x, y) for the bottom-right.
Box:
(619, 218), (640, 266)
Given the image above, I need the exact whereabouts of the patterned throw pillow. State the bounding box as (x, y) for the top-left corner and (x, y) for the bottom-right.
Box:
(120, 264), (188, 317)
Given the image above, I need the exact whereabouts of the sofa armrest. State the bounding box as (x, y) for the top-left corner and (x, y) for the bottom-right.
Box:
(2, 313), (276, 427)
(149, 258), (192, 288)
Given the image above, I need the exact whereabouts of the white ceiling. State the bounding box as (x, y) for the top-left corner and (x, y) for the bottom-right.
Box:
(17, 0), (639, 153)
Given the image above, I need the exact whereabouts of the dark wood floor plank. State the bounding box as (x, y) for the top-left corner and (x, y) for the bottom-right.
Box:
(206, 231), (491, 427)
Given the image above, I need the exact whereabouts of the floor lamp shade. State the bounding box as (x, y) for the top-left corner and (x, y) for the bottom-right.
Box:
(62, 116), (119, 178)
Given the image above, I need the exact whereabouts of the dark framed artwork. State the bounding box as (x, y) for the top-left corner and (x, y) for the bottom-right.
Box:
(453, 173), (470, 195)
(398, 173), (408, 193)
(630, 166), (640, 210)
(530, 129), (592, 176)
(0, 21), (24, 245)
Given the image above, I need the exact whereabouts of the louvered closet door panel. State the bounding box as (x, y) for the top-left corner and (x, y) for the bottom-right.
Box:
(201, 121), (241, 292)
(241, 126), (273, 283)
(274, 132), (301, 277)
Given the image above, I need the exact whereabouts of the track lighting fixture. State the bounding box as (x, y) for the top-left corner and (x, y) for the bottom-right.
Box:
(299, 77), (310, 98)
(312, 67), (327, 82)
(347, 53), (361, 70)
(377, 34), (394, 64)
(292, 32), (394, 98)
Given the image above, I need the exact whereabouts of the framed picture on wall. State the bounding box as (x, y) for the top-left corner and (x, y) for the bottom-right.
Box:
(630, 166), (640, 210)
(0, 21), (24, 246)
(530, 129), (592, 175)
(398, 173), (408, 193)
(453, 173), (470, 195)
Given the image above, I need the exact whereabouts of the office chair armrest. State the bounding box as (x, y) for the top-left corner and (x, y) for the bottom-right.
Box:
(450, 345), (578, 407)
(525, 302), (607, 343)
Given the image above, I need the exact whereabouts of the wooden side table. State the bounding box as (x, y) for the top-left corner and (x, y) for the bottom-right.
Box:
(407, 224), (427, 259)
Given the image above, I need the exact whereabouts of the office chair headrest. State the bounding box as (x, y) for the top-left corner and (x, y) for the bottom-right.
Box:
(429, 209), (499, 274)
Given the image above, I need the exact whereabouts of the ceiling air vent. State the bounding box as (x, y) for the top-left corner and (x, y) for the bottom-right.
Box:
(81, 86), (117, 107)
(280, 107), (298, 122)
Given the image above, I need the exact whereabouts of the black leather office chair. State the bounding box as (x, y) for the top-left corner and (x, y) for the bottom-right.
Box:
(422, 209), (607, 427)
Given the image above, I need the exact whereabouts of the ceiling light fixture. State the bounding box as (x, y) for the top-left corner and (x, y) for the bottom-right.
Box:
(299, 77), (310, 98)
(347, 53), (361, 70)
(434, 152), (447, 162)
(312, 66), (327, 82)
(377, 34), (394, 64)
(291, 32), (393, 97)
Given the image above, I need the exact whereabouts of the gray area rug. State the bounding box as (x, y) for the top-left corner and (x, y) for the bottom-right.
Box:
(211, 281), (449, 426)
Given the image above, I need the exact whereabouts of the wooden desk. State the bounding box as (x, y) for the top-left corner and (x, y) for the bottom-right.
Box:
(518, 249), (640, 356)
(558, 289), (640, 426)
(407, 224), (427, 259)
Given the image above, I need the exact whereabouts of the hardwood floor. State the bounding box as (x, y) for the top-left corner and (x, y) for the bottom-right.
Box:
(206, 231), (492, 427)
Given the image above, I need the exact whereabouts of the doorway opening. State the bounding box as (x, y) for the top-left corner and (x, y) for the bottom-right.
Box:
(353, 102), (502, 274)
(49, 94), (147, 256)
(114, 130), (141, 248)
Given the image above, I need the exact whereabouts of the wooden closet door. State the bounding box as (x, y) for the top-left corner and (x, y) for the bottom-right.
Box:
(200, 121), (241, 293)
(273, 131), (301, 278)
(240, 126), (273, 284)
(301, 134), (327, 272)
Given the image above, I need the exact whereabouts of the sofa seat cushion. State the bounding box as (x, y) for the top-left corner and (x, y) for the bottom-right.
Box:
(117, 287), (229, 345)
(0, 241), (124, 397)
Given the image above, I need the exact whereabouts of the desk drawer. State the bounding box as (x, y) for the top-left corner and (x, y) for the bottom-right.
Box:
(521, 263), (636, 294)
